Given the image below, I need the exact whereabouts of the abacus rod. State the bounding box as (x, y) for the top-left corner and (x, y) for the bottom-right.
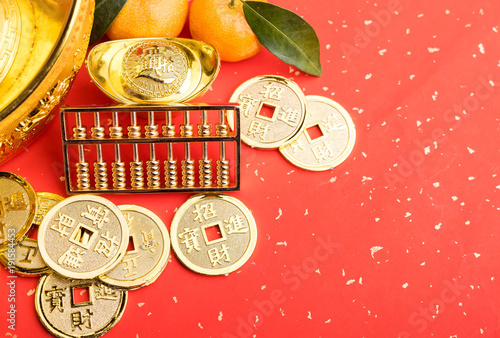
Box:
(133, 143), (139, 162)
(203, 142), (208, 161)
(78, 144), (85, 163)
(166, 111), (171, 125)
(148, 111), (155, 125)
(94, 111), (100, 127)
(114, 144), (121, 162)
(112, 112), (119, 127)
(131, 111), (137, 126)
(220, 142), (226, 161)
(185, 142), (191, 161)
(75, 112), (82, 128)
(201, 110), (207, 125)
(168, 143), (174, 161)
(150, 143), (156, 161)
(219, 109), (225, 125)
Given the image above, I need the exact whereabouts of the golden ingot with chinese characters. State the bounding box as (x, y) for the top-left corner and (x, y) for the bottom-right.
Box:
(100, 205), (170, 289)
(228, 75), (307, 149)
(35, 272), (127, 338)
(38, 195), (129, 279)
(279, 95), (356, 171)
(86, 38), (220, 104)
(0, 171), (37, 252)
(170, 194), (257, 275)
(0, 192), (63, 276)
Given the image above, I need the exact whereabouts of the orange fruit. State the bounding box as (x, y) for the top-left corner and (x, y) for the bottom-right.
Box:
(106, 0), (189, 40)
(189, 0), (267, 62)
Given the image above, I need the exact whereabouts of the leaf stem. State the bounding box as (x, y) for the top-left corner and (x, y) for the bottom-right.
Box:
(229, 0), (244, 9)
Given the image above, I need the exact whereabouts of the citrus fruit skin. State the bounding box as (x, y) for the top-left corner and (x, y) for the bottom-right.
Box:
(106, 0), (189, 40)
(189, 0), (267, 62)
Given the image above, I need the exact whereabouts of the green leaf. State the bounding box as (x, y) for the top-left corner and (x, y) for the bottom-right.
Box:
(242, 1), (322, 76)
(89, 0), (128, 46)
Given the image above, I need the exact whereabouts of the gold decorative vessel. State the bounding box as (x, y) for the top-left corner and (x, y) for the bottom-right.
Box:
(0, 0), (94, 164)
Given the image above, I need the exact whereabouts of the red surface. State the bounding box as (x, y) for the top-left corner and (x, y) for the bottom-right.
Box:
(2, 0), (500, 337)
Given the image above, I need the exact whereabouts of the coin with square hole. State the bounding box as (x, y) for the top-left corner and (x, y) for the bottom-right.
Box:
(100, 204), (170, 289)
(0, 192), (64, 276)
(170, 194), (257, 275)
(229, 75), (307, 149)
(35, 272), (127, 338)
(279, 95), (356, 171)
(0, 172), (37, 252)
(38, 195), (129, 279)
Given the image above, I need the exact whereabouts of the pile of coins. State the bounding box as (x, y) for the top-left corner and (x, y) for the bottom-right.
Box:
(0, 171), (257, 336)
(0, 172), (171, 336)
(60, 104), (240, 194)
(229, 75), (356, 171)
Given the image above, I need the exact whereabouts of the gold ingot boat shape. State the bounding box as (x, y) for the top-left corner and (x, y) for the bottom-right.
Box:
(0, 0), (94, 164)
(86, 38), (221, 104)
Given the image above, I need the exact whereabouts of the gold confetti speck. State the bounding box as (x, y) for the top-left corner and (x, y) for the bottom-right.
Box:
(138, 302), (145, 307)
(27, 289), (35, 296)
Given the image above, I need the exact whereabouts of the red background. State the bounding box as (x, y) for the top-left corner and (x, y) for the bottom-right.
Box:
(2, 0), (500, 337)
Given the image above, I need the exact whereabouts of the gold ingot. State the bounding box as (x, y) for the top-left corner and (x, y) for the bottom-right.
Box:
(0, 0), (95, 165)
(86, 38), (221, 104)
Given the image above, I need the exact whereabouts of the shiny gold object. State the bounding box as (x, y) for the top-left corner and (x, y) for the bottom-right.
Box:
(0, 192), (63, 276)
(229, 75), (307, 149)
(0, 0), (95, 164)
(100, 205), (170, 289)
(60, 104), (241, 193)
(279, 95), (356, 171)
(35, 272), (127, 338)
(38, 195), (129, 279)
(87, 38), (220, 104)
(170, 194), (257, 275)
(0, 171), (37, 252)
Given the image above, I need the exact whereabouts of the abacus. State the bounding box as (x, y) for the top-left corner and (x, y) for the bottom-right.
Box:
(60, 104), (240, 194)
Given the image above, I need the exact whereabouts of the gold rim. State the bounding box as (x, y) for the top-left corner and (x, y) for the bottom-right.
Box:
(0, 0), (78, 120)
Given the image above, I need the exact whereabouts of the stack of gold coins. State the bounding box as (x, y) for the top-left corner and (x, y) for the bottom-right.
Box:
(0, 171), (171, 337)
(229, 75), (357, 171)
(0, 170), (258, 336)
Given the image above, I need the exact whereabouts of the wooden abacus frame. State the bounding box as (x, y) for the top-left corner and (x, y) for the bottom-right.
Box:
(60, 104), (240, 194)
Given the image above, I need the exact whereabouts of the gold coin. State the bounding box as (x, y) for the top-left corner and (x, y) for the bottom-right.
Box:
(0, 171), (37, 252)
(33, 192), (65, 226)
(100, 204), (170, 289)
(35, 272), (127, 338)
(38, 195), (129, 279)
(170, 194), (257, 275)
(229, 75), (307, 149)
(279, 95), (356, 171)
(0, 192), (64, 276)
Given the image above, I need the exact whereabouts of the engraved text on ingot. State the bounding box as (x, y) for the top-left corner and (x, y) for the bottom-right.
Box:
(123, 41), (188, 98)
